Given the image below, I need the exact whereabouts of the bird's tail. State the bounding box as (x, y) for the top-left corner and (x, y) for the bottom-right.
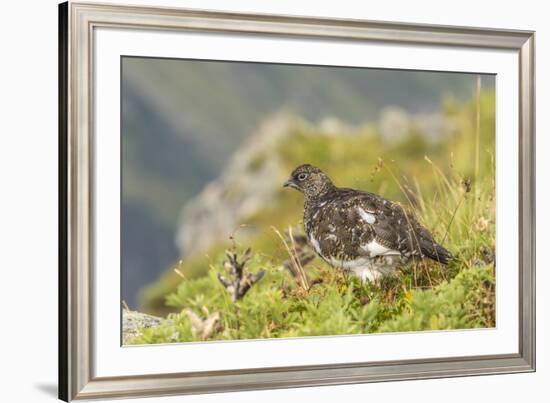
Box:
(421, 241), (451, 265)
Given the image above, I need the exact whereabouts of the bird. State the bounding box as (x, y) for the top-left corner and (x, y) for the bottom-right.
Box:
(283, 164), (451, 283)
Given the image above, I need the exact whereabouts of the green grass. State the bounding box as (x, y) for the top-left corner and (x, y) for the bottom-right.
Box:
(129, 90), (496, 343)
(127, 261), (494, 344)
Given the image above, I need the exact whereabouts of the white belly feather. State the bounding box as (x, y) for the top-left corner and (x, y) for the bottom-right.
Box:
(308, 232), (402, 283)
(309, 234), (322, 255)
(328, 256), (371, 270)
(360, 240), (401, 257)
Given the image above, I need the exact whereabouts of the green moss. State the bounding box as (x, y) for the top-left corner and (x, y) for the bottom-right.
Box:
(379, 265), (495, 332)
(126, 261), (494, 344)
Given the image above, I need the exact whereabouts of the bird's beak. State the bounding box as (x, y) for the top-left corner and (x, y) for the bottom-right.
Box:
(283, 179), (296, 189)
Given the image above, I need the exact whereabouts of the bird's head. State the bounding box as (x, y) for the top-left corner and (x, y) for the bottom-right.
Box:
(283, 164), (334, 198)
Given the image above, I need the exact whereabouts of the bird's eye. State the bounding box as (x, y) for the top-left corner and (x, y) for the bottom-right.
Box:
(297, 173), (308, 181)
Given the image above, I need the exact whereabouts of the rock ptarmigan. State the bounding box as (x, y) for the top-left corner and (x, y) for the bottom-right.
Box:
(283, 164), (451, 282)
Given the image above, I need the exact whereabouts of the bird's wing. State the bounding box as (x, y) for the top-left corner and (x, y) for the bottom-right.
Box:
(349, 191), (450, 262)
(307, 189), (449, 263)
(307, 194), (376, 261)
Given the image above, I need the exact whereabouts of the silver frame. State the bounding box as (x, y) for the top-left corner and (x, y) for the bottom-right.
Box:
(58, 1), (536, 401)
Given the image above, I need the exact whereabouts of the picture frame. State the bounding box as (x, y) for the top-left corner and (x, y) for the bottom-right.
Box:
(58, 1), (535, 401)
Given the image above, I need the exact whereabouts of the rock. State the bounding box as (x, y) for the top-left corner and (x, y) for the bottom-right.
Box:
(122, 309), (165, 343)
(175, 113), (299, 256)
(379, 106), (411, 143)
(379, 105), (456, 143)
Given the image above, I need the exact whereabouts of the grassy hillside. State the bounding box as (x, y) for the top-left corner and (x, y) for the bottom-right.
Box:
(126, 90), (496, 342)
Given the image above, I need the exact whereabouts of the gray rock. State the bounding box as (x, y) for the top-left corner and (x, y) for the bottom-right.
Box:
(122, 309), (165, 343)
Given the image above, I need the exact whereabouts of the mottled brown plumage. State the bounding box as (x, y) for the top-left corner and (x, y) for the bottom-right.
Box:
(283, 164), (450, 282)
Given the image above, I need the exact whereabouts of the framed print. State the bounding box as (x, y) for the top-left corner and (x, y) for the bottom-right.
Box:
(58, 1), (535, 401)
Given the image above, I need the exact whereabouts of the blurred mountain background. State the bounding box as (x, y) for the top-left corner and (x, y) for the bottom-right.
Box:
(121, 56), (494, 311)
